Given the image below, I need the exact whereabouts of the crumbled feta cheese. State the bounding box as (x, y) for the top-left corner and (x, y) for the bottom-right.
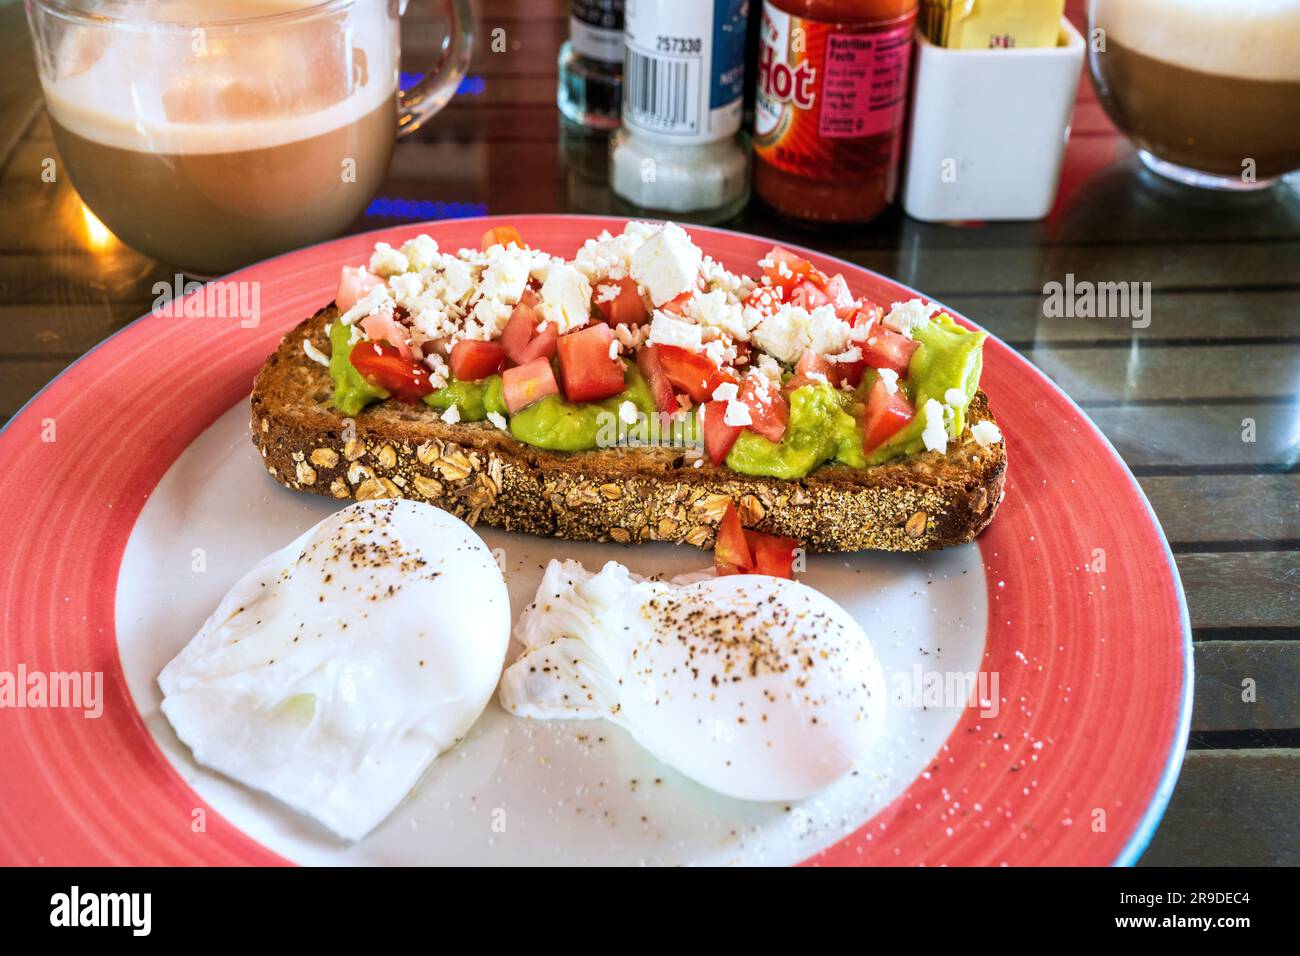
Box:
(971, 420), (1003, 449)
(647, 312), (704, 351)
(700, 256), (756, 303)
(368, 242), (409, 277)
(878, 368), (900, 395)
(467, 297), (514, 342)
(689, 289), (749, 340)
(944, 387), (967, 407)
(751, 305), (811, 363)
(302, 339), (330, 367)
(618, 400), (638, 425)
(339, 283), (392, 325)
(702, 337), (736, 368)
(752, 353), (783, 384)
(537, 262), (593, 333)
(608, 339), (619, 360)
(921, 399), (948, 453)
(594, 281), (621, 304)
(441, 404), (461, 425)
(398, 235), (439, 272)
(424, 353), (449, 390)
(630, 222), (702, 306)
(479, 246), (532, 306)
(723, 399), (752, 427)
(387, 272), (424, 309)
(573, 226), (648, 282)
(808, 304), (852, 355)
(439, 258), (475, 305)
(828, 346), (862, 363)
(612, 322), (651, 352)
(712, 381), (739, 402)
(487, 411), (508, 431)
(884, 299), (940, 337)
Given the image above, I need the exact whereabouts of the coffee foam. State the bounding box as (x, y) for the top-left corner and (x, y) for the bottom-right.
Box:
(1097, 0), (1300, 81)
(42, 0), (396, 154)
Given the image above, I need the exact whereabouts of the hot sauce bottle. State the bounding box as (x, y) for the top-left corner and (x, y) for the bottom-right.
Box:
(753, 0), (918, 224)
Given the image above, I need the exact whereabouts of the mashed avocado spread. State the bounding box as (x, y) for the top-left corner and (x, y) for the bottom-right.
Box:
(329, 313), (984, 477)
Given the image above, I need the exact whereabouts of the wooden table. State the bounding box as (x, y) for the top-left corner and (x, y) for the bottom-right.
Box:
(1, 0), (1295, 865)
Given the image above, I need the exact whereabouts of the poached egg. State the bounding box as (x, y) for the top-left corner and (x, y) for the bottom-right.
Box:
(498, 560), (887, 802)
(158, 499), (510, 841)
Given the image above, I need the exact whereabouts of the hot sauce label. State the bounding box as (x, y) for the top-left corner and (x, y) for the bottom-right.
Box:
(755, 2), (915, 177)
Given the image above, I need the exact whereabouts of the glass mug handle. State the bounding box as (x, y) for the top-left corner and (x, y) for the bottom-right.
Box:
(397, 0), (474, 137)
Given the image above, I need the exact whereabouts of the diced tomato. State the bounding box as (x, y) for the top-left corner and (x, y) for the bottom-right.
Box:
(516, 322), (558, 363)
(761, 246), (827, 298)
(359, 311), (414, 360)
(823, 274), (856, 317)
(783, 348), (835, 393)
(556, 324), (625, 403)
(659, 289), (695, 316)
(712, 500), (798, 579)
(480, 225), (524, 250)
(701, 400), (743, 466)
(636, 345), (678, 415)
(833, 357), (867, 389)
(789, 279), (832, 313)
(336, 266), (382, 314)
(349, 340), (435, 403)
(657, 345), (737, 404)
(449, 340), (506, 382)
(593, 277), (649, 326)
(500, 301), (540, 364)
(862, 376), (915, 451)
(714, 501), (753, 574)
(502, 357), (560, 414)
(849, 301), (882, 333)
(738, 375), (789, 444)
(746, 530), (798, 579)
(860, 329), (919, 377)
(743, 285), (783, 320)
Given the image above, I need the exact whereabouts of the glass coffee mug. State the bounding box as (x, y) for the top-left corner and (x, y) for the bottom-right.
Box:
(1087, 0), (1300, 191)
(25, 0), (472, 275)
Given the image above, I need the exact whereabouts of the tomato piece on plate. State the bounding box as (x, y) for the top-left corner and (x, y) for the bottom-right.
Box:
(714, 501), (753, 572)
(449, 339), (506, 382)
(659, 289), (695, 316)
(657, 345), (736, 404)
(556, 323), (625, 402)
(823, 274), (856, 317)
(789, 279), (832, 313)
(502, 357), (560, 414)
(636, 345), (678, 414)
(862, 376), (915, 451)
(516, 322), (558, 364)
(761, 246), (826, 298)
(480, 225), (524, 250)
(349, 340), (434, 403)
(738, 375), (789, 444)
(702, 400), (743, 466)
(784, 348), (835, 393)
(336, 266), (382, 314)
(861, 329), (919, 377)
(593, 277), (649, 326)
(500, 301), (540, 365)
(746, 530), (799, 579)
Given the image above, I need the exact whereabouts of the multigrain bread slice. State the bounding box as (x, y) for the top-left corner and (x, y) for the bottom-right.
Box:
(251, 307), (1007, 552)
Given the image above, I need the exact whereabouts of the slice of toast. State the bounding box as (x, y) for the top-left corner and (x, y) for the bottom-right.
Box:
(251, 307), (1007, 552)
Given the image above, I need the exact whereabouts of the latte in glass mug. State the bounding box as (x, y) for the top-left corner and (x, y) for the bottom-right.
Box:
(27, 0), (471, 274)
(1088, 0), (1300, 190)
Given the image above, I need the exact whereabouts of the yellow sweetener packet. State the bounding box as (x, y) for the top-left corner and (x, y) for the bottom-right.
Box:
(920, 0), (1066, 49)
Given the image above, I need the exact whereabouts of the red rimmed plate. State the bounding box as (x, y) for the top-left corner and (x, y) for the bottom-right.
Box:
(0, 215), (1190, 866)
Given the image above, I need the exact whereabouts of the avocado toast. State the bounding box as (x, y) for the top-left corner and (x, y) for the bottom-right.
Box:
(251, 222), (1006, 552)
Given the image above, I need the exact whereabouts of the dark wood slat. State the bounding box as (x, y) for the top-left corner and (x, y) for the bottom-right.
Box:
(1192, 642), (1300, 733)
(1086, 403), (1300, 469)
(1177, 552), (1300, 630)
(1024, 344), (1300, 404)
(944, 290), (1300, 345)
(1140, 475), (1300, 545)
(1138, 750), (1300, 866)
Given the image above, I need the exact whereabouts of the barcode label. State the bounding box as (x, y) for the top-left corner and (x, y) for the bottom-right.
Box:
(623, 47), (701, 135)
